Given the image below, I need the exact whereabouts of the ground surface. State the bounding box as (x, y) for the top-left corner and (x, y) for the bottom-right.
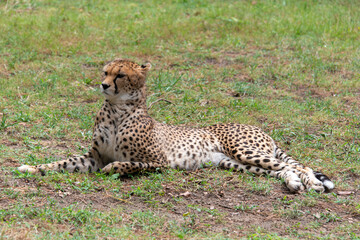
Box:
(0, 0), (359, 239)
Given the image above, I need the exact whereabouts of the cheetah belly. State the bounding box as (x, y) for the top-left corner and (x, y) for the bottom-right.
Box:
(164, 139), (226, 171)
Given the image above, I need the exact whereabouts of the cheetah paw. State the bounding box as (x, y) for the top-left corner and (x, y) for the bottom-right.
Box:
(287, 180), (305, 193)
(307, 180), (325, 193)
(101, 164), (122, 174)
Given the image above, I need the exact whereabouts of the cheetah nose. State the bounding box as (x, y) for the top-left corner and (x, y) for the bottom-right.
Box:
(101, 83), (110, 90)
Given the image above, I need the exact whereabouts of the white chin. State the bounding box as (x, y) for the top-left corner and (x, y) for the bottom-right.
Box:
(101, 89), (109, 95)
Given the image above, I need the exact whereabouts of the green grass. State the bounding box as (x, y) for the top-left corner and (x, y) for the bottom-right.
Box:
(1, 0), (360, 239)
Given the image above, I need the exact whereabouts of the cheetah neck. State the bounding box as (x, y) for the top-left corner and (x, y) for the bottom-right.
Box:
(104, 89), (150, 121)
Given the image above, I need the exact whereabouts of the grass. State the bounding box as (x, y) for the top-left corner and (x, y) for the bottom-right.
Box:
(1, 0), (360, 239)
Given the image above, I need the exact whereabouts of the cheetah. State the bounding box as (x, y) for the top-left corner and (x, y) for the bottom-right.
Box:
(18, 59), (334, 193)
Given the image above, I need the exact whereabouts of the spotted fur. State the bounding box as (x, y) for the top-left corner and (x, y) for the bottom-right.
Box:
(18, 59), (334, 193)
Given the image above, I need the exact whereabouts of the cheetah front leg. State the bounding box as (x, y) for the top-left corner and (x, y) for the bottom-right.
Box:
(102, 146), (169, 175)
(18, 152), (101, 175)
(102, 161), (164, 175)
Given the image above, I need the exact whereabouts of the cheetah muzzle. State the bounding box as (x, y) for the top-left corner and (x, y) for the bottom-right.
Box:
(18, 58), (335, 193)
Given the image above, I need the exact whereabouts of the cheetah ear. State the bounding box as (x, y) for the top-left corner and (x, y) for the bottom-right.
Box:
(140, 63), (151, 73)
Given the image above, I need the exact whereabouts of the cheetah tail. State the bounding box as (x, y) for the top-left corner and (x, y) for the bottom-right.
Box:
(313, 171), (334, 191)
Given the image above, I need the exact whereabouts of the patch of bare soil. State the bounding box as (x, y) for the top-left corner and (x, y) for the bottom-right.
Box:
(292, 75), (360, 107)
(202, 56), (237, 68)
(293, 83), (333, 100)
(224, 73), (254, 84)
(342, 95), (360, 106)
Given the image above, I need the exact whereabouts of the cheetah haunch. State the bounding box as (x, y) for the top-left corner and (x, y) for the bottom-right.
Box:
(18, 59), (334, 193)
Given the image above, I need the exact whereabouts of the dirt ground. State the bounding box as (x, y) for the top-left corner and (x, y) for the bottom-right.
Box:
(1, 167), (359, 239)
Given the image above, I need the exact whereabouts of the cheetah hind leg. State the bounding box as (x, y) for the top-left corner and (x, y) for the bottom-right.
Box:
(231, 148), (325, 193)
(218, 158), (305, 193)
(275, 147), (334, 191)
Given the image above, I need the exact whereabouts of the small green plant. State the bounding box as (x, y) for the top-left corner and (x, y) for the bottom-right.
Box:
(281, 207), (304, 219)
(280, 195), (294, 205)
(234, 203), (257, 212)
(182, 212), (197, 227)
(0, 112), (18, 130)
(317, 212), (342, 223)
(246, 176), (273, 195)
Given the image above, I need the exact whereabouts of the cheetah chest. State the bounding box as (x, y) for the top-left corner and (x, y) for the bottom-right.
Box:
(92, 123), (119, 162)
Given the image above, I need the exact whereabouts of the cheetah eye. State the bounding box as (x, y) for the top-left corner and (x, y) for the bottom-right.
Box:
(116, 73), (126, 79)
(104, 72), (108, 76)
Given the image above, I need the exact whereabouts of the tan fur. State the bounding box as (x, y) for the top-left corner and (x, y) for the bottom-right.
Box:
(18, 59), (334, 193)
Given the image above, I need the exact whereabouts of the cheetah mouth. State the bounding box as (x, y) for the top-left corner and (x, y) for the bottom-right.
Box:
(100, 86), (109, 95)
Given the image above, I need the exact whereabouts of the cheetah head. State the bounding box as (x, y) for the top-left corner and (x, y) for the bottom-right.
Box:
(100, 59), (151, 103)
